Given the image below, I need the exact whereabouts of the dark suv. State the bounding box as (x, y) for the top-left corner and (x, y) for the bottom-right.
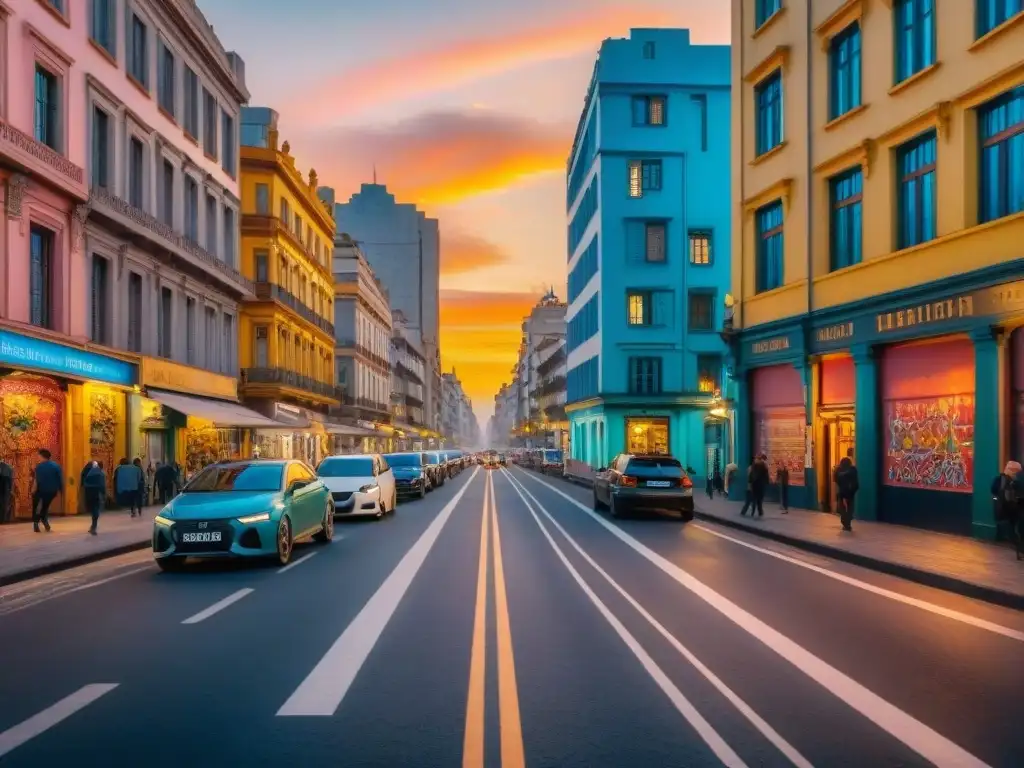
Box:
(592, 454), (694, 520)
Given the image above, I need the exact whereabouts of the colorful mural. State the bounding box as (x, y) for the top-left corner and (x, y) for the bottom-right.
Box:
(89, 391), (119, 496)
(184, 425), (242, 478)
(884, 396), (974, 492)
(755, 408), (806, 486)
(0, 376), (65, 519)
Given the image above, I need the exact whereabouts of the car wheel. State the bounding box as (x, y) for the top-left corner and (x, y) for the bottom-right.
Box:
(609, 496), (623, 519)
(156, 556), (186, 572)
(314, 501), (334, 543)
(680, 510), (694, 523)
(391, 491), (398, 512)
(276, 516), (293, 565)
(419, 485), (426, 499)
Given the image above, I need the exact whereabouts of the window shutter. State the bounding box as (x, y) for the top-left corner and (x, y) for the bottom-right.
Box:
(652, 292), (672, 327)
(625, 220), (645, 263)
(645, 223), (665, 262)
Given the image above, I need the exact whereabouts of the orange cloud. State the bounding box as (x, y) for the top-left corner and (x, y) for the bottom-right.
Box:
(289, 6), (674, 124)
(306, 110), (571, 207)
(441, 232), (510, 276)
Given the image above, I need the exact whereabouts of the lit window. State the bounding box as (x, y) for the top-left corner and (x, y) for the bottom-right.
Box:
(689, 231), (711, 265)
(631, 95), (666, 126)
(628, 160), (662, 198)
(628, 292), (650, 326)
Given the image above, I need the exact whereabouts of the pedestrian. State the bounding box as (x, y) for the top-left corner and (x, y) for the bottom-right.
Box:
(834, 448), (859, 532)
(739, 459), (756, 516)
(713, 467), (724, 497)
(133, 458), (146, 514)
(155, 462), (175, 505)
(115, 458), (144, 517)
(750, 454), (769, 517)
(0, 458), (13, 523)
(29, 449), (63, 533)
(705, 473), (714, 499)
(82, 460), (107, 535)
(777, 463), (790, 512)
(990, 460), (1023, 561)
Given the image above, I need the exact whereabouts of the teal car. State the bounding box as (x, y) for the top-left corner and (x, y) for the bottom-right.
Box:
(152, 460), (334, 571)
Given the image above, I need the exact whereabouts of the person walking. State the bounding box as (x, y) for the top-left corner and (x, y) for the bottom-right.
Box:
(990, 460), (1024, 560)
(750, 454), (770, 517)
(712, 467), (724, 497)
(0, 459), (13, 523)
(29, 449), (63, 532)
(155, 462), (176, 505)
(777, 463), (790, 512)
(133, 458), (147, 515)
(834, 448), (859, 532)
(82, 461), (107, 535)
(114, 458), (144, 517)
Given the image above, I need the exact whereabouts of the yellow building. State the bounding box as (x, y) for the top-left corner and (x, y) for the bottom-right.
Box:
(729, 0), (1024, 538)
(238, 107), (340, 465)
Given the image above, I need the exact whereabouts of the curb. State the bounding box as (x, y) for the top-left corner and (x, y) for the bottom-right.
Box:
(0, 539), (151, 588)
(692, 511), (1024, 612)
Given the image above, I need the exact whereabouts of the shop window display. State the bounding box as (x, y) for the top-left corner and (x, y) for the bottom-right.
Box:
(626, 418), (669, 455)
(0, 375), (65, 519)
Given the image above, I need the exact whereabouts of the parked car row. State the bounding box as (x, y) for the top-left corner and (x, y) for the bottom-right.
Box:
(513, 448), (564, 476)
(152, 450), (474, 571)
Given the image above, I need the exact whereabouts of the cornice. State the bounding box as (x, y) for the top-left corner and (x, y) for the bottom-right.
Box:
(744, 45), (790, 84)
(815, 0), (867, 51)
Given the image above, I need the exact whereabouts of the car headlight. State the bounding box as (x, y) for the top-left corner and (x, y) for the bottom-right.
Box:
(237, 512), (271, 524)
(154, 514), (173, 527)
(358, 484), (378, 493)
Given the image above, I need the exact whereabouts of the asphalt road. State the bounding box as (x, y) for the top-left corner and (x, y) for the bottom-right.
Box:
(1, 465), (1022, 767)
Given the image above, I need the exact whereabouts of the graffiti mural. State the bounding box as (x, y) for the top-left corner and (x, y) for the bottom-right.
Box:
(0, 376), (64, 519)
(884, 395), (974, 492)
(755, 408), (805, 486)
(89, 391), (118, 495)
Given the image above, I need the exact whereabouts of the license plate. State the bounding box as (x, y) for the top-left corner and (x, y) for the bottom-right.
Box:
(181, 531), (222, 543)
(647, 481), (671, 488)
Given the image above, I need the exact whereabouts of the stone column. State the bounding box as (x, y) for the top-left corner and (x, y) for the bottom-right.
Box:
(852, 343), (879, 521)
(730, 369), (750, 500)
(971, 326), (1006, 540)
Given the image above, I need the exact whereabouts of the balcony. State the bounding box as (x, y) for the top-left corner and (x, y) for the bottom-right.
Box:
(240, 367), (343, 404)
(336, 339), (391, 370)
(535, 375), (566, 398)
(0, 118), (87, 201)
(253, 282), (335, 336)
(405, 391), (424, 408)
(89, 187), (253, 297)
(536, 346), (566, 378)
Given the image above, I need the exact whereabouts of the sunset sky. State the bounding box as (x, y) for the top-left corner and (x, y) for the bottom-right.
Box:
(199, 0), (730, 423)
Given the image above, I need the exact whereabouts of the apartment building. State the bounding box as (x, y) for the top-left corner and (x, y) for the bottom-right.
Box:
(730, 0), (1024, 537)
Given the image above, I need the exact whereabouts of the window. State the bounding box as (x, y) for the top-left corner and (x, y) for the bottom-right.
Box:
(689, 231), (711, 265)
(222, 315), (234, 374)
(755, 71), (783, 156)
(128, 137), (144, 208)
(203, 89), (217, 159)
(205, 307), (217, 368)
(629, 357), (662, 395)
(894, 0), (935, 84)
(979, 85), (1024, 224)
(186, 296), (196, 365)
(255, 183), (270, 214)
(897, 131), (936, 248)
(158, 42), (175, 117)
(223, 207), (235, 265)
(692, 94), (708, 151)
(977, 0), (1021, 37)
(697, 355), (722, 394)
(279, 197), (291, 228)
(205, 194), (218, 253)
(642, 41), (656, 59)
(628, 292), (651, 326)
(756, 0), (782, 27)
(29, 226), (54, 329)
(568, 240), (598, 302)
(255, 326), (269, 367)
(34, 65), (59, 150)
(756, 201), (784, 293)
(127, 273), (142, 352)
(255, 249), (269, 282)
(221, 110), (235, 175)
(830, 167), (863, 270)
(129, 14), (148, 87)
(184, 175), (199, 242)
(688, 293), (714, 331)
(90, 0), (115, 56)
(91, 255), (108, 344)
(632, 95), (666, 126)
(626, 418), (669, 455)
(829, 24), (862, 120)
(161, 160), (174, 226)
(158, 287), (172, 358)
(645, 223), (666, 262)
(295, 215), (304, 243)
(628, 160), (662, 198)
(567, 295), (599, 352)
(46, 0), (65, 11)
(92, 107), (109, 189)
(183, 66), (199, 137)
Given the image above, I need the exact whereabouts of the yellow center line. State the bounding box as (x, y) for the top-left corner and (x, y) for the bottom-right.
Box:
(490, 471), (526, 768)
(462, 470), (490, 768)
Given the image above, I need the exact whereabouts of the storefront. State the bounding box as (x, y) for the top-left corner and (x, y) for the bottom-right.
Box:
(251, 402), (331, 467)
(0, 327), (136, 519)
(816, 355), (855, 512)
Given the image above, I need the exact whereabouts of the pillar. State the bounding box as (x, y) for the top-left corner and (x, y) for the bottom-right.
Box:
(852, 344), (879, 521)
(730, 369), (750, 501)
(799, 360), (818, 509)
(970, 327), (1006, 540)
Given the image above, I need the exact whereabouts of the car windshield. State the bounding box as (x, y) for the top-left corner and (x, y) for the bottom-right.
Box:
(184, 464), (283, 492)
(628, 457), (683, 470)
(318, 457), (373, 477)
(386, 454), (422, 468)
(544, 450), (563, 461)
(425, 453), (440, 464)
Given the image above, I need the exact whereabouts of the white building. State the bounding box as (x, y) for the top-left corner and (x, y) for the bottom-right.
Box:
(389, 310), (428, 445)
(442, 370), (478, 447)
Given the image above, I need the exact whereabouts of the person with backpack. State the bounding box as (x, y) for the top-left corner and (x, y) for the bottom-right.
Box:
(834, 448), (859, 532)
(990, 460), (1023, 561)
(82, 461), (107, 535)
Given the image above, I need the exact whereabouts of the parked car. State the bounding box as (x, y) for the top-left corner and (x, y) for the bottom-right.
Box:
(316, 454), (396, 520)
(424, 452), (446, 487)
(152, 460), (333, 571)
(440, 450), (459, 478)
(592, 454), (694, 520)
(385, 452), (429, 498)
(539, 449), (564, 476)
(483, 451), (499, 469)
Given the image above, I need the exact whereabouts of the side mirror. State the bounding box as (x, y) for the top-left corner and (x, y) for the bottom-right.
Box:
(288, 479), (308, 494)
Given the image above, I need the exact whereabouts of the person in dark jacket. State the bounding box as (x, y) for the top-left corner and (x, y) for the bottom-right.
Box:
(777, 464), (790, 512)
(740, 455), (770, 517)
(82, 461), (107, 535)
(712, 468), (724, 497)
(834, 448), (859, 531)
(133, 458), (147, 510)
(30, 449), (63, 532)
(155, 462), (176, 505)
(990, 460), (1023, 560)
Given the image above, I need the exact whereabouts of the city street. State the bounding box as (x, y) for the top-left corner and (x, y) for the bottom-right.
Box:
(1, 466), (1022, 767)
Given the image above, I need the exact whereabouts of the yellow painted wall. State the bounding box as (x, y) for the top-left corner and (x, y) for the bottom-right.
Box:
(731, 0), (1024, 330)
(66, 383), (129, 512)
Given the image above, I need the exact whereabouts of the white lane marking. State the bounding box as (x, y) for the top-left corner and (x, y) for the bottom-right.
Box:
(497, 472), (746, 767)
(278, 552), (317, 574)
(278, 466), (482, 716)
(181, 588), (254, 625)
(0, 684), (119, 758)
(518, 470), (991, 768)
(692, 524), (1024, 643)
(0, 565), (154, 618)
(502, 470), (813, 768)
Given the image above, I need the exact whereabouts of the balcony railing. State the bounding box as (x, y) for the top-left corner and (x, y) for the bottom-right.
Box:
(355, 397), (390, 414)
(1, 118), (87, 201)
(336, 339), (391, 370)
(535, 375), (566, 398)
(254, 282), (334, 336)
(241, 367), (344, 402)
(536, 346), (566, 378)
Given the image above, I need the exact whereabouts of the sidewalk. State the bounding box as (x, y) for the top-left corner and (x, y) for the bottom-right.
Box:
(0, 506), (161, 586)
(562, 470), (1024, 610)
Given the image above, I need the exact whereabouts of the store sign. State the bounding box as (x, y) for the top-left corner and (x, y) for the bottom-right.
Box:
(876, 296), (975, 334)
(141, 358), (236, 400)
(0, 329), (135, 386)
(815, 322), (854, 345)
(749, 336), (791, 356)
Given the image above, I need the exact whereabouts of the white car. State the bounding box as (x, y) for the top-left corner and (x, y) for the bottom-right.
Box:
(316, 454), (397, 519)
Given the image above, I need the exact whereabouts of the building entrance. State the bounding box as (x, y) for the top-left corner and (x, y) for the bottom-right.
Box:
(822, 415), (855, 512)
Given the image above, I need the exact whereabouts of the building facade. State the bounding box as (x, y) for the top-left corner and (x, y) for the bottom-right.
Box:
(441, 369), (478, 447)
(513, 290), (568, 449)
(390, 310), (430, 448)
(730, 0), (1024, 538)
(565, 28), (732, 487)
(238, 107), (340, 466)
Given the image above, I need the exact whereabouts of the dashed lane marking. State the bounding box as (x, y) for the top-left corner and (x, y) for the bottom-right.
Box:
(278, 552), (318, 574)
(0, 684), (119, 759)
(181, 588), (254, 625)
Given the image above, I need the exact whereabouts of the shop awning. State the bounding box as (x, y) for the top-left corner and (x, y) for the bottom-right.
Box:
(326, 424), (390, 438)
(147, 389), (283, 428)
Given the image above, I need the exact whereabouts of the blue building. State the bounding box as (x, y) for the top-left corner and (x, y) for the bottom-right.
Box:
(565, 28), (731, 484)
